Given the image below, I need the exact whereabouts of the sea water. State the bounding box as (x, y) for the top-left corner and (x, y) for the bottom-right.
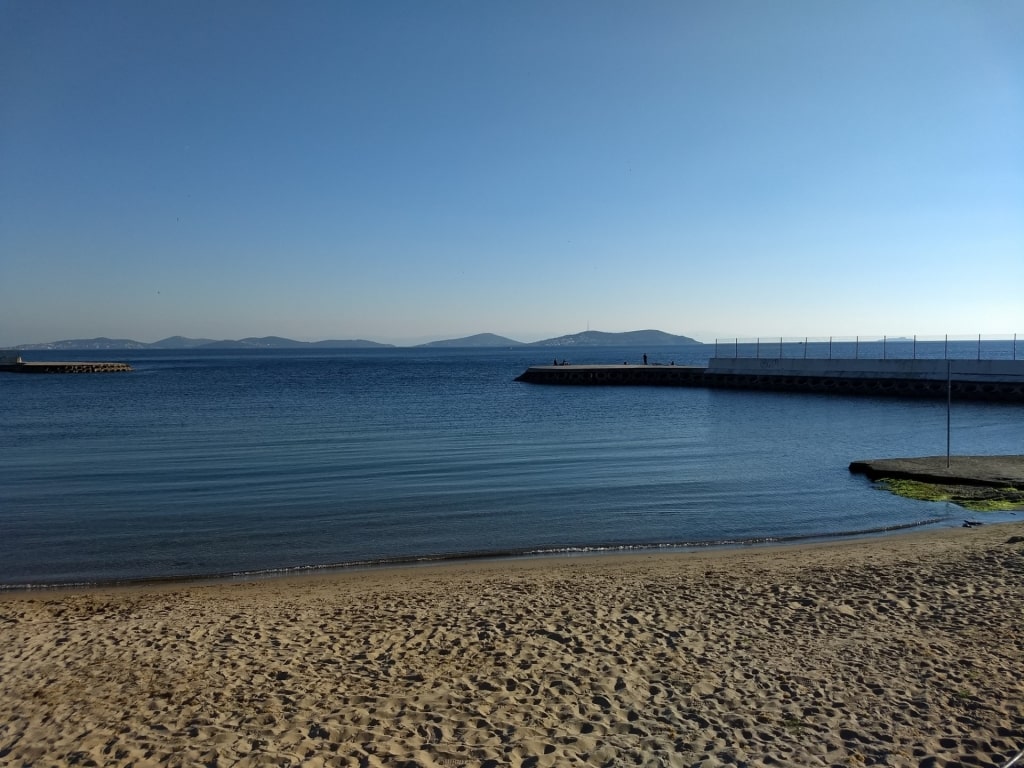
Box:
(2, 346), (1021, 587)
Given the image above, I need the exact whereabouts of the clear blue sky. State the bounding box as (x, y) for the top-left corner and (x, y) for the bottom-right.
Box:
(2, 1), (1022, 345)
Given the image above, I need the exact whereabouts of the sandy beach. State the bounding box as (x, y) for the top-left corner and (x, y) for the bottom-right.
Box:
(2, 524), (1022, 767)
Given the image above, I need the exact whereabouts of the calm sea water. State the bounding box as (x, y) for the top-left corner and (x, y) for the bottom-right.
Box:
(2, 346), (1021, 588)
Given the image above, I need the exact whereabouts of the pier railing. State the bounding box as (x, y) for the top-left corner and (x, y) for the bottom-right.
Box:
(712, 335), (1021, 361)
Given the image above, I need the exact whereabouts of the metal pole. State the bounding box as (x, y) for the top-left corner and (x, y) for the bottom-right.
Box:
(944, 334), (948, 359)
(804, 337), (808, 359)
(883, 335), (887, 360)
(1015, 333), (1018, 361)
(829, 336), (832, 360)
(855, 336), (859, 359)
(779, 337), (783, 359)
(913, 335), (916, 359)
(977, 333), (981, 361)
(735, 338), (738, 359)
(947, 360), (952, 469)
(756, 338), (760, 359)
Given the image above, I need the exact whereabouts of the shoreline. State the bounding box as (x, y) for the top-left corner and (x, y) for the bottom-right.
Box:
(0, 515), (967, 594)
(9, 453), (1021, 594)
(3, 522), (1022, 766)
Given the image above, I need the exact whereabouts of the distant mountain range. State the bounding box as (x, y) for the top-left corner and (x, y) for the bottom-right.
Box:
(420, 330), (702, 348)
(12, 329), (702, 350)
(14, 336), (394, 351)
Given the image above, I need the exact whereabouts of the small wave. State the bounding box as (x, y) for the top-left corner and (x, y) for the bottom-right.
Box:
(0, 517), (948, 593)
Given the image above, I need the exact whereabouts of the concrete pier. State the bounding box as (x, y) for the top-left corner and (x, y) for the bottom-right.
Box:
(515, 358), (1024, 402)
(515, 364), (707, 387)
(849, 455), (1024, 487)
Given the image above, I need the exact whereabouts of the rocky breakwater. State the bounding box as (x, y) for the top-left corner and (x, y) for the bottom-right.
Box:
(0, 359), (133, 373)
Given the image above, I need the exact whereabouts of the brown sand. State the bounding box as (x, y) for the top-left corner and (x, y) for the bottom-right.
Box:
(2, 524), (1022, 767)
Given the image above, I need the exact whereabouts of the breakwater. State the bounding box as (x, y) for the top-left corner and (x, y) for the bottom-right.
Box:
(515, 358), (1024, 402)
(0, 360), (132, 374)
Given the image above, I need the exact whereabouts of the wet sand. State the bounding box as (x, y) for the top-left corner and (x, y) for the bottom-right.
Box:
(2, 522), (1022, 767)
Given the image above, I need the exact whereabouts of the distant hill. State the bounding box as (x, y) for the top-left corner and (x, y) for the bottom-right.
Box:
(15, 336), (394, 350)
(149, 336), (217, 348)
(15, 337), (149, 350)
(309, 339), (393, 348)
(417, 329), (703, 347)
(418, 333), (525, 348)
(194, 336), (394, 349)
(201, 336), (313, 349)
(530, 330), (701, 347)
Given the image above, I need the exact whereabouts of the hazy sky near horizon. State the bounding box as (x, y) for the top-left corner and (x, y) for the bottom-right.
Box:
(2, 1), (1022, 346)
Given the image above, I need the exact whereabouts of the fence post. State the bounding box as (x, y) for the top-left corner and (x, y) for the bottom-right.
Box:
(756, 338), (760, 359)
(944, 334), (948, 359)
(734, 338), (738, 359)
(977, 334), (981, 361)
(913, 335), (916, 359)
(779, 337), (783, 359)
(855, 336), (859, 359)
(883, 335), (887, 360)
(804, 337), (808, 359)
(829, 337), (832, 360)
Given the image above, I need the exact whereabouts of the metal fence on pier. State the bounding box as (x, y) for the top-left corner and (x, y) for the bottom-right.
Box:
(713, 334), (1021, 361)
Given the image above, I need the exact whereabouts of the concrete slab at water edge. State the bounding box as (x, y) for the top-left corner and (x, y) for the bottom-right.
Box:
(849, 455), (1024, 487)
